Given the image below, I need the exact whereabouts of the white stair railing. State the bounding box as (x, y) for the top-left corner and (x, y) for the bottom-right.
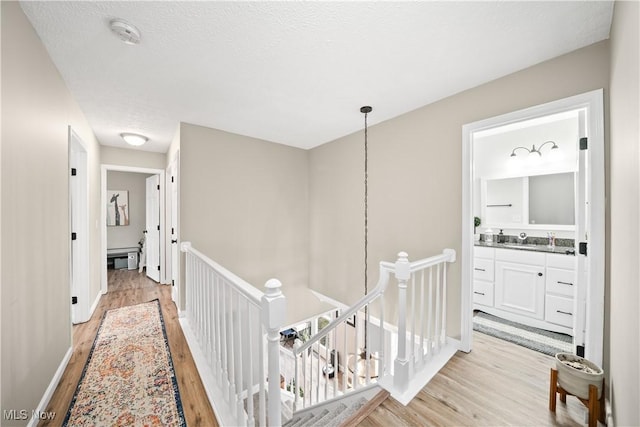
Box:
(287, 249), (457, 412)
(180, 242), (285, 427)
(392, 249), (457, 395)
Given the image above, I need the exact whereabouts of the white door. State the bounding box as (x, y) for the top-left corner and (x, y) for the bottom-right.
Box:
(166, 154), (180, 305)
(575, 106), (605, 365)
(170, 155), (180, 305)
(70, 129), (90, 323)
(146, 174), (160, 282)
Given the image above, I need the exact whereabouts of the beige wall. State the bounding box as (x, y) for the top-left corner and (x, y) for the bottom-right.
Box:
(608, 1), (639, 425)
(107, 171), (152, 249)
(101, 145), (166, 170)
(309, 40), (609, 339)
(180, 123), (309, 306)
(1, 2), (102, 423)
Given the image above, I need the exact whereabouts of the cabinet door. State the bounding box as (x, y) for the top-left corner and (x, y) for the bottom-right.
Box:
(495, 261), (545, 319)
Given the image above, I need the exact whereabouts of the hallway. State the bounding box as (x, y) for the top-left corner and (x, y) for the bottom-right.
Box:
(40, 270), (217, 426)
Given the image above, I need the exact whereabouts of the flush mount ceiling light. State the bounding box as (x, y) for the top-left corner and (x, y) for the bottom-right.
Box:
(110, 19), (141, 45)
(120, 133), (148, 146)
(510, 140), (559, 158)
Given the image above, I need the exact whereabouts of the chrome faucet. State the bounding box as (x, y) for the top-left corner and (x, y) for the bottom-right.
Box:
(547, 232), (556, 247)
(518, 232), (527, 244)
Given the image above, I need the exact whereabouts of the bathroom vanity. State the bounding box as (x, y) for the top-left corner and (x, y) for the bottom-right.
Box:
(474, 242), (577, 336)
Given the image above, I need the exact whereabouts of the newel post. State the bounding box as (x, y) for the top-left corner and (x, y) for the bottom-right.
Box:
(394, 251), (411, 392)
(262, 279), (286, 427)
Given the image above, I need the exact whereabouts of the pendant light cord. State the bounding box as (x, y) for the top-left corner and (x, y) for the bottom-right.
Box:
(364, 110), (369, 297)
(361, 105), (372, 358)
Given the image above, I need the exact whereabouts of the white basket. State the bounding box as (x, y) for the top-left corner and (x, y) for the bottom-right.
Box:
(555, 353), (603, 400)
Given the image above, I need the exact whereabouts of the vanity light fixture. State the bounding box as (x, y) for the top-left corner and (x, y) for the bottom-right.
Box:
(120, 133), (148, 147)
(510, 140), (559, 158)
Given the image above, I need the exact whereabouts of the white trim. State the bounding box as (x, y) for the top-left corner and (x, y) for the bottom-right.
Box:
(461, 89), (605, 363)
(179, 316), (237, 426)
(101, 164), (167, 293)
(28, 347), (73, 427)
(89, 291), (102, 319)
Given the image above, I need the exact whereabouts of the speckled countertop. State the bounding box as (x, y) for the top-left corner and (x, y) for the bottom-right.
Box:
(475, 240), (576, 255)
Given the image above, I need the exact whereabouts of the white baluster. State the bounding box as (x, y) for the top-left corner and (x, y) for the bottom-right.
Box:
(410, 273), (416, 367)
(441, 260), (448, 346)
(258, 308), (266, 427)
(342, 321), (347, 393)
(427, 266), (433, 355)
(379, 295), (385, 376)
(222, 282), (231, 402)
(394, 251), (411, 393)
(236, 291), (244, 424)
(293, 340), (301, 411)
(261, 279), (285, 427)
(246, 300), (255, 427)
(420, 270), (426, 363)
(435, 264), (441, 353)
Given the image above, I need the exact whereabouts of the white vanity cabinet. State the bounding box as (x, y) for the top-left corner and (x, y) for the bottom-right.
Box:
(473, 246), (576, 335)
(473, 247), (495, 307)
(544, 254), (577, 329)
(494, 249), (546, 320)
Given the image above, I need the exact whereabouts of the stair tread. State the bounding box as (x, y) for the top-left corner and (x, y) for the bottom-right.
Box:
(309, 403), (347, 427)
(284, 411), (315, 427)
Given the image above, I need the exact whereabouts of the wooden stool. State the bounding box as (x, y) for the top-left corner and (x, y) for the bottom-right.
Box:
(549, 368), (605, 427)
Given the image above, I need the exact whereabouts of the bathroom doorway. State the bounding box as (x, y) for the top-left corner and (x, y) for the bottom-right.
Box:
(461, 89), (605, 366)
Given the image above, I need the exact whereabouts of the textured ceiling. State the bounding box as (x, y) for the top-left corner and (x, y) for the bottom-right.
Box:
(20, 1), (613, 152)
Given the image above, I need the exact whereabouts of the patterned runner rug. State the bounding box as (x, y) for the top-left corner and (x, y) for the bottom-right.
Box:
(473, 311), (573, 357)
(64, 300), (185, 426)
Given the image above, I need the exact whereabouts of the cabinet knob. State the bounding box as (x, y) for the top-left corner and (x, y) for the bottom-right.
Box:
(538, 272), (543, 277)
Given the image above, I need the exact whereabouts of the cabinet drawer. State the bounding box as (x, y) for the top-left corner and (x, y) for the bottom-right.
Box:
(547, 253), (576, 269)
(473, 258), (494, 281)
(545, 295), (574, 328)
(474, 246), (495, 259)
(473, 280), (494, 306)
(546, 267), (576, 297)
(495, 248), (546, 266)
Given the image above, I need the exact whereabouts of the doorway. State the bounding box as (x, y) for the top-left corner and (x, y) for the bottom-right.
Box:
(69, 128), (90, 324)
(101, 165), (166, 294)
(461, 89), (605, 366)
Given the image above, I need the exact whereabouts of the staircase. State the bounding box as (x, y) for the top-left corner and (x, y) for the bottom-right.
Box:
(180, 242), (457, 426)
(284, 389), (390, 427)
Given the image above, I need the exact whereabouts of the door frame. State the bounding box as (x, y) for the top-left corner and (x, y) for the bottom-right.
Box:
(460, 89), (605, 366)
(101, 164), (166, 294)
(69, 128), (90, 323)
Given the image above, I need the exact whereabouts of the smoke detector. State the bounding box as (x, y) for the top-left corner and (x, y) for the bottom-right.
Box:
(110, 19), (141, 45)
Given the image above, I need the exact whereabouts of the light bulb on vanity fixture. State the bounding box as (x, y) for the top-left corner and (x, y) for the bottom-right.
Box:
(509, 140), (559, 159)
(120, 133), (148, 147)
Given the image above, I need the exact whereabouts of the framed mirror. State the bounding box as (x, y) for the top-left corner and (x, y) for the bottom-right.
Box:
(481, 172), (575, 229)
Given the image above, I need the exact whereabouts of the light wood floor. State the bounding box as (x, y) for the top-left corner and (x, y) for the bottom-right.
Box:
(361, 331), (587, 426)
(39, 269), (218, 427)
(42, 270), (589, 426)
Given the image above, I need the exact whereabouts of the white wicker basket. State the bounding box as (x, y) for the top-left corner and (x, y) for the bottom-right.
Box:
(555, 353), (604, 400)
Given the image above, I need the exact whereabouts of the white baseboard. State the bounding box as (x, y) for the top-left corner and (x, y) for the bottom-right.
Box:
(28, 347), (73, 427)
(179, 316), (237, 426)
(377, 337), (460, 406)
(89, 291), (102, 319)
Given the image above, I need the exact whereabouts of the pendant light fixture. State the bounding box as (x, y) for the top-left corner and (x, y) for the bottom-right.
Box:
(347, 106), (379, 383)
